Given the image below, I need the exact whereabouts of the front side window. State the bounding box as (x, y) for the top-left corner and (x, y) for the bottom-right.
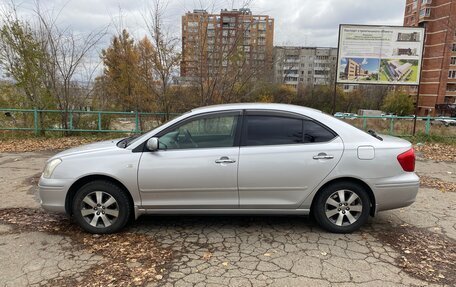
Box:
(244, 115), (303, 146)
(159, 114), (238, 150)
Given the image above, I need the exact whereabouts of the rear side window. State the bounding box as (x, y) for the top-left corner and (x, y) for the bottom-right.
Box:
(244, 115), (303, 146)
(303, 119), (336, 143)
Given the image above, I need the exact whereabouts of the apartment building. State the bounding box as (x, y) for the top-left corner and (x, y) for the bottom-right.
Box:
(404, 0), (456, 116)
(181, 8), (274, 79)
(273, 46), (338, 90)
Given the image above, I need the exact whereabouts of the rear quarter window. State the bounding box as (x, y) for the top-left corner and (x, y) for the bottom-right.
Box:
(303, 119), (336, 143)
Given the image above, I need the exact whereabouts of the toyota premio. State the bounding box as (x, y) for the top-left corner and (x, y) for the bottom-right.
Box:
(39, 103), (419, 234)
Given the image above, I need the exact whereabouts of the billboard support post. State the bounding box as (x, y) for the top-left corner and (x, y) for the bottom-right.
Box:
(332, 25), (342, 115)
(412, 84), (422, 136)
(412, 28), (426, 136)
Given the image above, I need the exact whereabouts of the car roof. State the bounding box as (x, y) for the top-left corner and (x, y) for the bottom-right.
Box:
(191, 103), (322, 114)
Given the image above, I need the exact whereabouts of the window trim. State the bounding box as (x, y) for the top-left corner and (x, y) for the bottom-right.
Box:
(146, 110), (243, 151)
(240, 109), (337, 147)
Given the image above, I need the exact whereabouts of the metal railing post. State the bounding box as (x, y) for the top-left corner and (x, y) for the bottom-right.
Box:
(135, 111), (140, 133)
(389, 117), (394, 135)
(98, 112), (102, 131)
(362, 117), (367, 130)
(33, 108), (39, 136)
(69, 111), (73, 131)
(425, 115), (431, 135)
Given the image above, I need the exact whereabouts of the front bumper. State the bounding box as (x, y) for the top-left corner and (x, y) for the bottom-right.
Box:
(38, 177), (72, 213)
(368, 172), (420, 212)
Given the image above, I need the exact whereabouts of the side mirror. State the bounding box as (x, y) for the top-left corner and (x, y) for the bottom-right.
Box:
(146, 137), (159, 151)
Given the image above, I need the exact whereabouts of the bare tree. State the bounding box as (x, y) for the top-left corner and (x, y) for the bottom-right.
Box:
(142, 0), (181, 120)
(34, 3), (107, 130)
(0, 3), (50, 110)
(0, 1), (106, 133)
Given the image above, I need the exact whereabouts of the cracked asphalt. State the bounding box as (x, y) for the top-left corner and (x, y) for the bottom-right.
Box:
(0, 151), (455, 286)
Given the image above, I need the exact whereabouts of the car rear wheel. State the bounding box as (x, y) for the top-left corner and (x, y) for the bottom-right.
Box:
(72, 180), (131, 234)
(312, 181), (370, 233)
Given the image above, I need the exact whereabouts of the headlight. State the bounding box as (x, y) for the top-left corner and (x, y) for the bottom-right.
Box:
(43, 158), (62, 178)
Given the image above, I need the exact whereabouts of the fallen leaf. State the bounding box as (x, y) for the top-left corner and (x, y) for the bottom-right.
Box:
(202, 252), (212, 260)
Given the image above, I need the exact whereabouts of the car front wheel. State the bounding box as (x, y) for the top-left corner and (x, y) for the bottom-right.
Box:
(312, 181), (370, 233)
(72, 180), (132, 234)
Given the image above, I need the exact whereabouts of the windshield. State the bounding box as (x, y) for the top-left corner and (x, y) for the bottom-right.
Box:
(116, 112), (189, 148)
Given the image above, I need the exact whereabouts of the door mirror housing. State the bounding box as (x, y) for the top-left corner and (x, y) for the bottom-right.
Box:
(146, 137), (159, 151)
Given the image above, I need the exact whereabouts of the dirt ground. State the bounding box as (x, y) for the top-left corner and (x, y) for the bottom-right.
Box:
(0, 149), (455, 286)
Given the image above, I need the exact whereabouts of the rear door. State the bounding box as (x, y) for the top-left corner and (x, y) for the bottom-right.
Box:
(238, 110), (344, 209)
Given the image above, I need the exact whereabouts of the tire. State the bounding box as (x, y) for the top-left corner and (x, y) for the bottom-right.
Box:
(72, 180), (132, 234)
(312, 181), (370, 233)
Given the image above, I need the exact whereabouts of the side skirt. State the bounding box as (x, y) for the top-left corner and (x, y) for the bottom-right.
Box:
(134, 207), (310, 218)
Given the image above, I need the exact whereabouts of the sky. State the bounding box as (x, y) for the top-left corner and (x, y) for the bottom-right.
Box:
(2, 0), (407, 47)
(0, 0), (407, 80)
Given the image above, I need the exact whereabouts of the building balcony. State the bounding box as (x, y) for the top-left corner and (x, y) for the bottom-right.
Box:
(421, 0), (432, 6)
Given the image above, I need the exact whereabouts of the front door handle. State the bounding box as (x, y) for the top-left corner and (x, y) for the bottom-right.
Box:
(313, 153), (334, 160)
(215, 156), (236, 164)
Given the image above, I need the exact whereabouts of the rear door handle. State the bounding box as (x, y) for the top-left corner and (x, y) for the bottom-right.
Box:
(215, 156), (236, 164)
(313, 153), (334, 160)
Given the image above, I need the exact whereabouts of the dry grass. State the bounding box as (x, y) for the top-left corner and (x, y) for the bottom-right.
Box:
(414, 143), (456, 162)
(0, 136), (115, 153)
(375, 224), (456, 285)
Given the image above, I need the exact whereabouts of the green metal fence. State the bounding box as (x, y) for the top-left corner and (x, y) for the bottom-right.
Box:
(334, 114), (456, 138)
(0, 108), (180, 135)
(0, 108), (455, 137)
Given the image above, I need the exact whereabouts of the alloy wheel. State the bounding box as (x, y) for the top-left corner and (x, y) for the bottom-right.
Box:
(325, 189), (363, 226)
(80, 191), (119, 228)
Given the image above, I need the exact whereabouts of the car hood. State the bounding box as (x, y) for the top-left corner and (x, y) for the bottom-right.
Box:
(51, 138), (122, 159)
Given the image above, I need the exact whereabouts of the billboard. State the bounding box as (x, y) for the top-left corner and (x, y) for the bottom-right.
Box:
(336, 25), (425, 85)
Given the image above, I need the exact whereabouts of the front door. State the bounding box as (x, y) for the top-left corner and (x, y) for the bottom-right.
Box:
(138, 111), (241, 209)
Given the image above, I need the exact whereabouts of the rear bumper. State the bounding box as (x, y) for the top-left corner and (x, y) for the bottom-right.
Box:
(368, 173), (420, 213)
(38, 177), (71, 213)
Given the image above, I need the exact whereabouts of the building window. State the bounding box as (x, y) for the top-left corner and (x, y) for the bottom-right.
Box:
(421, 0), (432, 4)
(419, 8), (431, 17)
(451, 57), (456, 65)
(452, 44), (456, 52)
(449, 70), (456, 79)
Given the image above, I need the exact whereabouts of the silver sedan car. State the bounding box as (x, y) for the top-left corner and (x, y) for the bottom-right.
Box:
(39, 103), (419, 234)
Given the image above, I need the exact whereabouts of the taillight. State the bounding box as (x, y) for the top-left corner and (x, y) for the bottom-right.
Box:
(397, 148), (415, 172)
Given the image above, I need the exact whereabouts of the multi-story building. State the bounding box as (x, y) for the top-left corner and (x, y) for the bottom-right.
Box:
(404, 0), (456, 116)
(181, 8), (274, 79)
(273, 46), (338, 90)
